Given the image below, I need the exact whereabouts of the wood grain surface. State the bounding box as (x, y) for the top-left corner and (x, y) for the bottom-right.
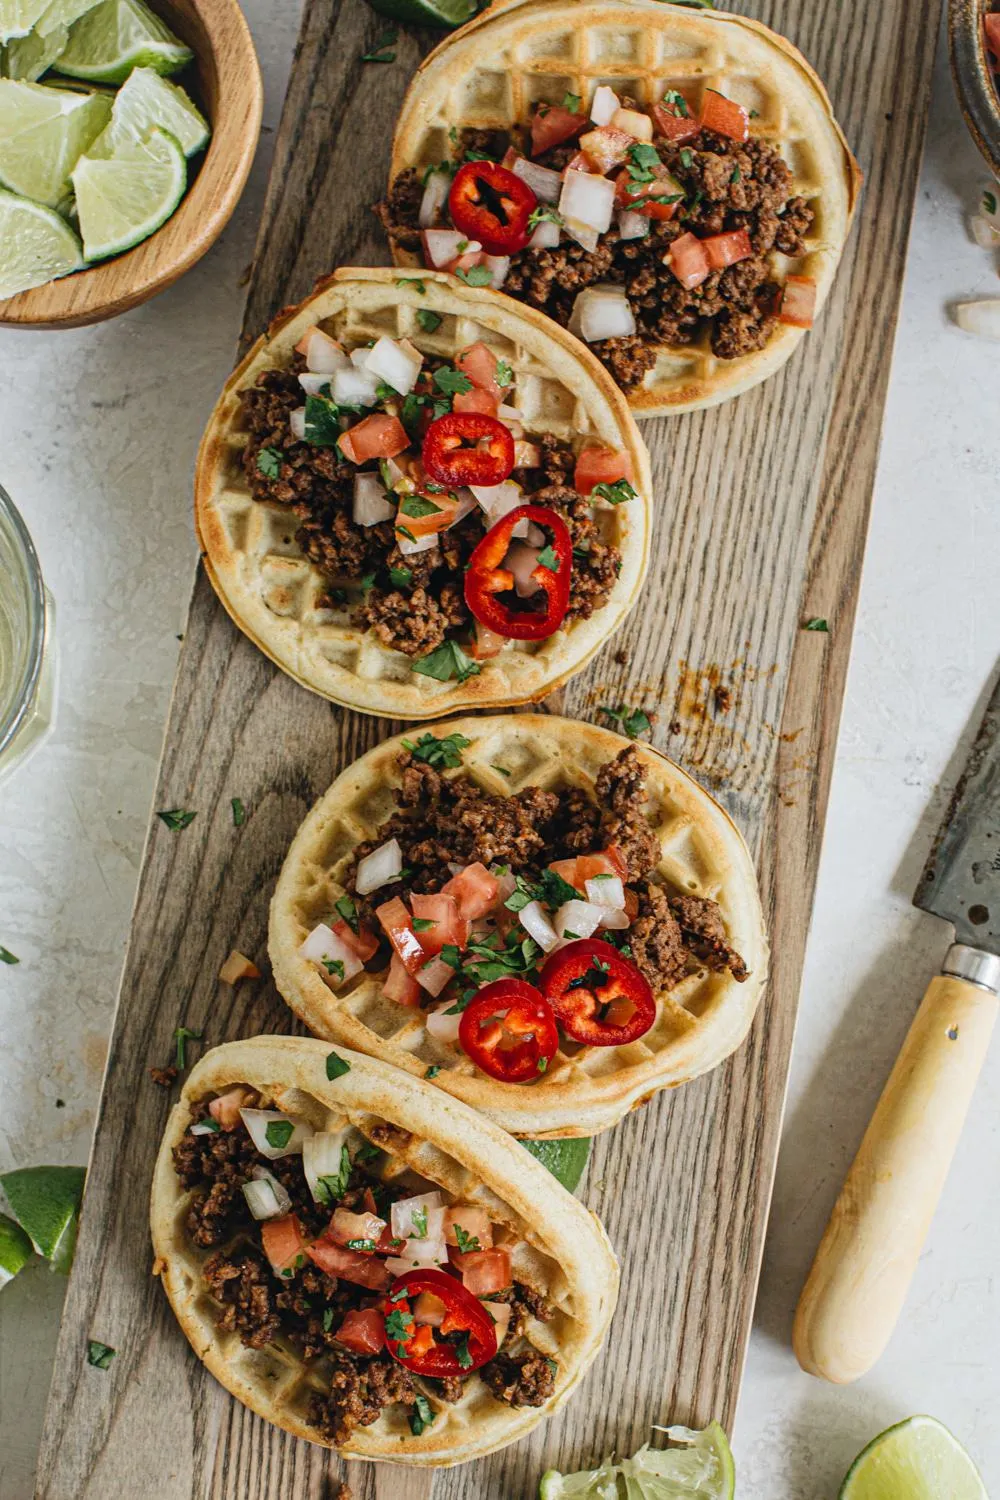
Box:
(33, 0), (940, 1494)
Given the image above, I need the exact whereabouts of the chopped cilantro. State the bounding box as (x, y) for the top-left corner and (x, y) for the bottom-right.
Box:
(434, 366), (473, 396)
(455, 1333), (474, 1369)
(411, 1206), (429, 1238)
(627, 142), (662, 183)
(361, 27), (396, 61)
(326, 1051), (351, 1079)
(322, 957), (345, 980)
(231, 797), (246, 827)
(397, 277), (426, 293)
(397, 524), (417, 543)
(388, 565), (414, 593)
(86, 1341), (116, 1370)
(456, 265), (493, 286)
(417, 308), (442, 333)
(537, 1055), (548, 1072)
(173, 1026), (202, 1071)
(0, 945), (19, 965)
(385, 1305), (415, 1352)
(491, 763), (511, 777)
(453, 1224), (481, 1253)
(527, 205), (564, 230)
(412, 918), (435, 933)
(804, 617), (829, 632)
(346, 1238), (378, 1251)
(536, 543), (559, 572)
(426, 1065), (441, 1079)
(592, 478), (638, 506)
(402, 730), (471, 768)
(679, 147), (694, 169)
(440, 943), (463, 969)
(985, 190), (998, 216)
(266, 1119), (294, 1149)
(359, 571), (376, 594)
(730, 165), (741, 183)
(322, 1307), (335, 1332)
(598, 702), (652, 739)
(563, 91), (582, 112)
(304, 394), (345, 446)
(412, 640), (480, 684)
(157, 809), (196, 831)
(256, 446), (283, 479)
(316, 1146), (353, 1205)
(410, 1393), (435, 1436)
(495, 359), (514, 388)
(334, 894), (358, 933)
(400, 494), (442, 519)
(661, 89), (689, 118)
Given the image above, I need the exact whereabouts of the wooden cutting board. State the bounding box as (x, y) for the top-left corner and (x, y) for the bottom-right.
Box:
(32, 0), (940, 1495)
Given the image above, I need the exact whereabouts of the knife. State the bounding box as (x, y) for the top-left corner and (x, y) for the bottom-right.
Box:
(792, 669), (1000, 1384)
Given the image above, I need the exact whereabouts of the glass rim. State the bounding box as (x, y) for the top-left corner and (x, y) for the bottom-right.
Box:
(0, 482), (46, 761)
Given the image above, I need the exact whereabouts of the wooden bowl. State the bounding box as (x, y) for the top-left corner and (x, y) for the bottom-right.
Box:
(0, 0), (263, 328)
(949, 0), (1000, 178)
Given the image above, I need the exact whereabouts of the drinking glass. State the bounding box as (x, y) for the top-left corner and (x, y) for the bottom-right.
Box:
(0, 485), (55, 784)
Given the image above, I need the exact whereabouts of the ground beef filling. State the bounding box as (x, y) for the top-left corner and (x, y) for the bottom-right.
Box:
(237, 365), (621, 656)
(380, 125), (813, 388)
(346, 744), (748, 993)
(174, 1106), (557, 1446)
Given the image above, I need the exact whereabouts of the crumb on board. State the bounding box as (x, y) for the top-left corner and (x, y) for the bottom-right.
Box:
(149, 1065), (178, 1089)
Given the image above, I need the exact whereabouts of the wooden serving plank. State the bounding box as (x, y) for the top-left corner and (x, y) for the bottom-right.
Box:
(33, 0), (940, 1495)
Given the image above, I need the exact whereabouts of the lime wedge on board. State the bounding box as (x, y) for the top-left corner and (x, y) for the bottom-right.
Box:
(3, 21), (67, 78)
(521, 1137), (591, 1193)
(88, 64), (207, 158)
(0, 1211), (33, 1286)
(540, 1426), (735, 1500)
(0, 184), (83, 294)
(56, 0), (191, 83)
(0, 77), (109, 204)
(72, 122), (184, 259)
(0, 1163), (85, 1272)
(0, 0), (49, 44)
(839, 1416), (988, 1500)
(363, 0), (474, 27)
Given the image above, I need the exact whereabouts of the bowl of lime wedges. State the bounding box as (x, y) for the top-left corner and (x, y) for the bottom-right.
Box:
(0, 0), (262, 327)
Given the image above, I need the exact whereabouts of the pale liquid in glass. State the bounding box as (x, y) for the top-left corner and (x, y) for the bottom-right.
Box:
(0, 500), (54, 784)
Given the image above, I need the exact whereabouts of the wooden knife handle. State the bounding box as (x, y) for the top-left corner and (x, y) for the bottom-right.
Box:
(792, 973), (997, 1384)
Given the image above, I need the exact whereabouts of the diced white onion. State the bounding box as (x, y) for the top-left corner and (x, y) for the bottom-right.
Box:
(518, 899), (560, 952)
(471, 480), (530, 534)
(353, 472), (394, 526)
(299, 923), (364, 986)
(498, 403), (523, 421)
(488, 1300), (513, 1345)
(423, 229), (480, 268)
(304, 329), (349, 374)
(386, 1241), (450, 1274)
(332, 365), (380, 407)
(427, 1001), (462, 1044)
(553, 899), (604, 940)
(419, 168), (450, 228)
(525, 522), (545, 547)
(448, 487), (478, 526)
(597, 906), (630, 929)
(559, 172), (616, 233)
(617, 209), (650, 241)
(512, 156), (562, 202)
(356, 838), (403, 895)
(303, 1128), (352, 1203)
(250, 1165), (293, 1216)
(417, 955), (455, 997)
(243, 1176), (286, 1221)
(569, 285), (636, 343)
(585, 875), (626, 910)
(299, 371), (333, 396)
(289, 406), (306, 441)
(528, 217), (561, 250)
(484, 254), (511, 290)
(954, 299), (1000, 341)
(590, 84), (621, 126)
(504, 541), (543, 598)
(514, 440), (541, 468)
(364, 335), (422, 396)
(350, 347), (372, 369)
(239, 1108), (313, 1160)
(190, 1120), (219, 1136)
(396, 528), (438, 556)
(610, 106), (653, 141)
(970, 214), (1000, 248)
(391, 1192), (445, 1242)
(564, 217), (600, 253)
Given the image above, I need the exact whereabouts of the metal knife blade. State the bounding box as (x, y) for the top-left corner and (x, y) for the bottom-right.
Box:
(913, 669), (1000, 954)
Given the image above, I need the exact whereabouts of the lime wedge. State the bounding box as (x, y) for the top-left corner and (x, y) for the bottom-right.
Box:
(0, 0), (49, 44)
(4, 21), (67, 79)
(363, 0), (474, 26)
(0, 1164), (85, 1273)
(840, 1416), (988, 1500)
(0, 1211), (33, 1287)
(36, 0), (102, 35)
(540, 1427), (735, 1500)
(0, 78), (110, 205)
(539, 1461), (619, 1499)
(522, 1138), (591, 1194)
(72, 122), (184, 259)
(88, 64), (207, 159)
(56, 0), (191, 83)
(0, 185), (83, 294)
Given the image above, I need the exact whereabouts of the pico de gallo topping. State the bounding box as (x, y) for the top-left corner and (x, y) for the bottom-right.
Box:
(378, 86), (817, 393)
(174, 1084), (558, 1447)
(300, 737), (750, 1085)
(240, 328), (635, 676)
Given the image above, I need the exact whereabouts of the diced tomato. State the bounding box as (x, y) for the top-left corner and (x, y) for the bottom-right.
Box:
(703, 229), (752, 270)
(487, 1299), (512, 1345)
(328, 1208), (386, 1247)
(261, 1214), (306, 1276)
(577, 126), (633, 174)
(209, 1085), (251, 1131)
(699, 89), (750, 142)
(376, 897), (426, 974)
(384, 951), (422, 1005)
(443, 1205), (494, 1249)
(334, 1307), (385, 1355)
(455, 341), (502, 399)
(453, 386), (500, 417)
(651, 97), (698, 144)
(375, 1222), (402, 1254)
(549, 846), (628, 895)
(666, 231), (710, 290)
(779, 275), (817, 328)
(573, 446), (634, 495)
(530, 103), (585, 156)
(987, 12), (1000, 53)
(614, 166), (683, 221)
(444, 248), (488, 276)
(449, 1247), (512, 1296)
(441, 862), (499, 921)
(396, 488), (463, 540)
(307, 1238), (393, 1290)
(332, 917), (379, 962)
(339, 413), (409, 465)
(410, 892), (470, 954)
(500, 146), (522, 170)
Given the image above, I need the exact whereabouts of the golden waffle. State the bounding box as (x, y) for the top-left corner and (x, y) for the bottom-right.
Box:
(269, 715), (769, 1137)
(195, 267), (652, 718)
(151, 1037), (618, 1464)
(388, 0), (861, 415)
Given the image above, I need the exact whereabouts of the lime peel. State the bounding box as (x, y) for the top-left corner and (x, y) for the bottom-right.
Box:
(0, 184), (83, 297)
(0, 1211), (33, 1286)
(55, 0), (192, 84)
(0, 1163), (85, 1273)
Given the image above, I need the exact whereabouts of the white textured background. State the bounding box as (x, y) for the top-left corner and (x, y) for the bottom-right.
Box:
(2, 5), (999, 1496)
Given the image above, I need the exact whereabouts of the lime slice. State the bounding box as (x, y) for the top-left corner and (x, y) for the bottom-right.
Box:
(540, 1427), (735, 1500)
(0, 1211), (33, 1286)
(0, 78), (110, 205)
(0, 185), (83, 294)
(539, 1461), (619, 1499)
(72, 122), (184, 259)
(56, 0), (191, 83)
(0, 0), (49, 44)
(840, 1416), (988, 1500)
(522, 1137), (591, 1193)
(88, 64), (207, 159)
(0, 1164), (85, 1273)
(4, 21), (67, 79)
(36, 0), (102, 35)
(363, 0), (474, 27)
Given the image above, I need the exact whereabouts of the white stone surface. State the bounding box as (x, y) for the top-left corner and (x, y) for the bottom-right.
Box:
(1, 6), (999, 1496)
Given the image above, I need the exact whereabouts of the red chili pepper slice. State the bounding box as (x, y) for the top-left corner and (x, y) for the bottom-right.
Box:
(539, 938), (655, 1047)
(422, 411), (515, 489)
(448, 161), (537, 255)
(383, 1268), (498, 1377)
(458, 978), (559, 1082)
(464, 505), (572, 641)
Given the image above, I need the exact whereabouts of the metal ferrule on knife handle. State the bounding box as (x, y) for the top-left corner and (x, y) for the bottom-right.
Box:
(942, 942), (1000, 994)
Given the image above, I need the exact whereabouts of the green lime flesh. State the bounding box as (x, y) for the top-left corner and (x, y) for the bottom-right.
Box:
(839, 1416), (988, 1500)
(0, 1164), (85, 1272)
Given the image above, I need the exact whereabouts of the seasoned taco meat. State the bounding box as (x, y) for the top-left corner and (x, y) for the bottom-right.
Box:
(479, 1350), (556, 1408)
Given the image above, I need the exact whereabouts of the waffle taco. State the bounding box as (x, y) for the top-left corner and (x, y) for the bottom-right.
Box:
(380, 0), (861, 415)
(195, 267), (651, 718)
(269, 715), (768, 1137)
(151, 1037), (618, 1463)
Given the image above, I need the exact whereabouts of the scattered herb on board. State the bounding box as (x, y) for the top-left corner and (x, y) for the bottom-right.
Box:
(231, 797), (246, 827)
(326, 1051), (351, 1080)
(598, 703), (652, 739)
(0, 946), (19, 965)
(256, 447), (283, 479)
(173, 1026), (202, 1070)
(402, 731), (471, 768)
(266, 1120), (294, 1150)
(362, 27), (397, 61)
(157, 809), (196, 831)
(86, 1341), (116, 1370)
(412, 640), (480, 684)
(984, 190), (998, 216)
(803, 617), (829, 632)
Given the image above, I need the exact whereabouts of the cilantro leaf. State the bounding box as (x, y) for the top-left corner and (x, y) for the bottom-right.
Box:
(455, 1333), (474, 1369)
(316, 1145), (353, 1205)
(412, 917), (435, 933)
(334, 894), (359, 932)
(322, 1307), (335, 1332)
(361, 27), (397, 61)
(326, 1051), (351, 1079)
(563, 91), (582, 112)
(411, 1206), (428, 1238)
(592, 478), (638, 506)
(495, 359), (514, 388)
(598, 702), (652, 739)
(661, 89), (689, 118)
(434, 366), (473, 396)
(456, 265), (493, 286)
(453, 1223), (481, 1253)
(397, 277), (426, 293)
(412, 640), (481, 684)
(322, 956), (345, 980)
(425, 1065), (441, 1079)
(528, 205), (564, 230)
(86, 1341), (116, 1370)
(417, 308), (443, 333)
(231, 797), (246, 827)
(256, 447), (283, 479)
(401, 494), (442, 518)
(536, 543), (559, 572)
(803, 617), (829, 632)
(157, 809), (196, 831)
(359, 571), (376, 594)
(985, 190), (998, 216)
(0, 945), (19, 965)
(265, 1119), (294, 1149)
(402, 731), (471, 768)
(627, 142), (662, 183)
(173, 1026), (202, 1071)
(389, 565), (413, 590)
(410, 1393), (435, 1436)
(304, 394), (344, 447)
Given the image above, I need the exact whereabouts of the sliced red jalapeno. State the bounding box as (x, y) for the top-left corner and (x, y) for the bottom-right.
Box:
(458, 978), (559, 1082)
(448, 161), (537, 255)
(538, 938), (655, 1046)
(421, 411), (515, 488)
(464, 504), (572, 641)
(383, 1268), (498, 1377)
